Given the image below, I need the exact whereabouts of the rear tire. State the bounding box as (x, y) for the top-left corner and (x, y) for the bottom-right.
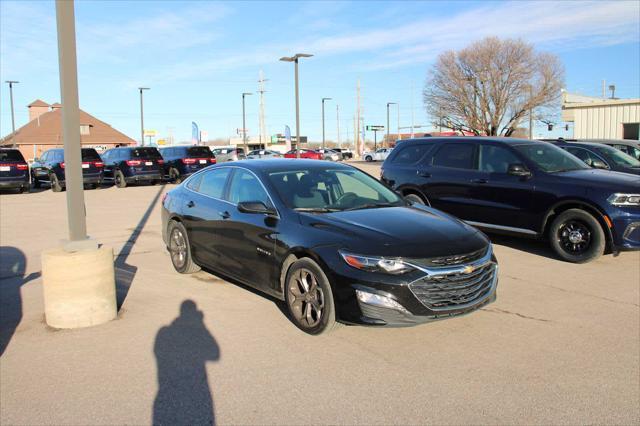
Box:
(32, 174), (41, 188)
(365, 155), (373, 162)
(115, 170), (127, 188)
(170, 168), (182, 184)
(20, 185), (30, 194)
(167, 221), (200, 274)
(549, 209), (605, 263)
(50, 174), (63, 192)
(284, 258), (338, 335)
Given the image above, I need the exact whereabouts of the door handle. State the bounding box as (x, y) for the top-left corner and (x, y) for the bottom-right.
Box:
(471, 178), (488, 184)
(186, 200), (195, 208)
(417, 170), (431, 178)
(218, 211), (230, 219)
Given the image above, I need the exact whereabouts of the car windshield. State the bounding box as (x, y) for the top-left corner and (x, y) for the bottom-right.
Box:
(596, 145), (640, 168)
(186, 146), (212, 158)
(514, 143), (589, 173)
(268, 167), (403, 211)
(0, 150), (25, 162)
(131, 147), (162, 159)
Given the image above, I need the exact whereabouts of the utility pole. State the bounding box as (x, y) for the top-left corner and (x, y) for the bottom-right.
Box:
(258, 70), (268, 150)
(336, 104), (341, 150)
(410, 81), (415, 138)
(396, 102), (400, 142)
(602, 79), (606, 99)
(242, 92), (252, 154)
(529, 85), (534, 140)
(321, 97), (331, 149)
(356, 79), (361, 157)
(280, 53), (313, 158)
(138, 87), (149, 146)
(5, 81), (18, 147)
(386, 102), (396, 148)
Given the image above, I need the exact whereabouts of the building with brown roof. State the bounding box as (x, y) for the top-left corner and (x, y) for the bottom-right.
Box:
(1, 100), (136, 160)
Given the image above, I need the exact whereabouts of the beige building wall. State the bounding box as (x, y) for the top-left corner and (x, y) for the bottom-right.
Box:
(562, 93), (640, 139)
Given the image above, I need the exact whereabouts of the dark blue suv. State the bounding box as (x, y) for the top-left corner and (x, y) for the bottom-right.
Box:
(159, 146), (215, 183)
(101, 147), (163, 188)
(0, 148), (30, 193)
(381, 137), (640, 263)
(31, 148), (104, 192)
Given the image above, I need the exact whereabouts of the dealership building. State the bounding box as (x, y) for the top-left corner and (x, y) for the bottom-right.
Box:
(561, 92), (640, 140)
(0, 99), (136, 160)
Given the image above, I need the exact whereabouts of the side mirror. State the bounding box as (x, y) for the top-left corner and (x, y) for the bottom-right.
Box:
(237, 201), (276, 216)
(507, 163), (531, 177)
(590, 159), (609, 169)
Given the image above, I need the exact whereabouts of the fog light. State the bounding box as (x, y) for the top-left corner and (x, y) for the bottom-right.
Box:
(356, 290), (409, 313)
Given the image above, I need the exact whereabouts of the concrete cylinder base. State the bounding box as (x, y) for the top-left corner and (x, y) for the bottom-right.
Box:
(42, 245), (117, 329)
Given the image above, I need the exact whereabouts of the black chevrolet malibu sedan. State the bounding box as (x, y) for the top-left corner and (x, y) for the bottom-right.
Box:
(161, 160), (498, 334)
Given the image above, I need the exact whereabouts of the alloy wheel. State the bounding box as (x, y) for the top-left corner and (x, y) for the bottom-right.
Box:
(169, 228), (187, 270)
(557, 220), (592, 255)
(287, 268), (325, 328)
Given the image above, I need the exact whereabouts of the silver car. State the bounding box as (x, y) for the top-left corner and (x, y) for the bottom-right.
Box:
(316, 149), (341, 161)
(211, 147), (246, 162)
(246, 149), (283, 159)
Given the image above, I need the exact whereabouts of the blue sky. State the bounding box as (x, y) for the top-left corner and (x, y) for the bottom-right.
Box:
(1, 0), (639, 144)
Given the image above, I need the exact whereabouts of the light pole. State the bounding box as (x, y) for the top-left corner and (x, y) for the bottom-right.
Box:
(386, 102), (396, 147)
(321, 97), (332, 149)
(5, 81), (18, 147)
(528, 85), (533, 140)
(242, 92), (252, 154)
(280, 53), (313, 158)
(138, 87), (149, 146)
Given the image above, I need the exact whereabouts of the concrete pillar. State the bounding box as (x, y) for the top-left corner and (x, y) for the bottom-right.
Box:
(42, 246), (117, 329)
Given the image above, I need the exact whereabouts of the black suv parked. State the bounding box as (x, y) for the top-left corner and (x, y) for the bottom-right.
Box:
(31, 148), (104, 192)
(0, 148), (30, 193)
(159, 146), (216, 183)
(101, 146), (163, 188)
(550, 141), (640, 175)
(381, 137), (640, 263)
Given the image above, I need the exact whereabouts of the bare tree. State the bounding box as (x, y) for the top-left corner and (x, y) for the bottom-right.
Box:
(423, 37), (564, 137)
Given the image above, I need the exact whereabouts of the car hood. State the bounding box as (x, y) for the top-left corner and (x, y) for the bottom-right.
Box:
(301, 205), (489, 258)
(550, 169), (640, 190)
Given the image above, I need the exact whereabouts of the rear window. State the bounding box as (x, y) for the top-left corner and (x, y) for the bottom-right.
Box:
(0, 150), (25, 162)
(390, 144), (433, 165)
(81, 149), (101, 161)
(131, 148), (161, 159)
(186, 146), (212, 158)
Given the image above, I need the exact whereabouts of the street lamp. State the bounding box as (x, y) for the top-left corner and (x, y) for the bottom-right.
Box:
(138, 87), (149, 146)
(321, 97), (332, 149)
(280, 53), (313, 158)
(386, 102), (396, 147)
(242, 92), (252, 155)
(5, 81), (19, 147)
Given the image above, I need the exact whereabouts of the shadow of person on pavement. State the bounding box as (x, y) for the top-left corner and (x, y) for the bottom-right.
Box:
(153, 300), (220, 426)
(0, 246), (41, 356)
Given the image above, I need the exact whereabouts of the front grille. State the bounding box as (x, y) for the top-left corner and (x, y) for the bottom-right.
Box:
(409, 263), (496, 311)
(413, 248), (487, 268)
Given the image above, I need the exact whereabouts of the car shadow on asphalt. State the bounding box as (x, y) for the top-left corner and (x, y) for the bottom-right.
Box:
(115, 185), (165, 310)
(0, 246), (41, 357)
(153, 300), (220, 426)
(487, 233), (561, 261)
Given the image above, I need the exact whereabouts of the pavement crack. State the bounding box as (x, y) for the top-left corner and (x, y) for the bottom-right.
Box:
(481, 307), (551, 322)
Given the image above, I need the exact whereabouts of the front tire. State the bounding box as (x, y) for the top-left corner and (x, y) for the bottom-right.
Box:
(168, 221), (200, 274)
(284, 258), (337, 335)
(404, 193), (426, 205)
(549, 209), (605, 263)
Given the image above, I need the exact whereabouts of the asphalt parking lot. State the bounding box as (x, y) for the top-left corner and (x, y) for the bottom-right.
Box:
(1, 161), (639, 425)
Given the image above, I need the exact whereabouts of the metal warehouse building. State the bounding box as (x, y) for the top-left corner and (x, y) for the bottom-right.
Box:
(561, 92), (640, 140)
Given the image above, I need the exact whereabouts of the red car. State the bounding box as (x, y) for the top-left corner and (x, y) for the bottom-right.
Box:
(284, 149), (323, 160)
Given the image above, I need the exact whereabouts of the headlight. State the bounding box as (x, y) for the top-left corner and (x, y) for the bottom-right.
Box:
(608, 193), (640, 206)
(339, 251), (414, 274)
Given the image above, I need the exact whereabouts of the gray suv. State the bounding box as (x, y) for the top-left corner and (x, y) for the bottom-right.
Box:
(210, 147), (246, 162)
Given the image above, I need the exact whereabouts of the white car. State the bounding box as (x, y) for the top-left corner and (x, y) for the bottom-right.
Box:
(316, 149), (341, 161)
(246, 149), (283, 159)
(363, 148), (393, 162)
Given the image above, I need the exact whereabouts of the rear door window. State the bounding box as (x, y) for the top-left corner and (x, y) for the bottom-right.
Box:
(226, 169), (272, 206)
(479, 145), (521, 173)
(432, 143), (476, 169)
(390, 144), (433, 165)
(198, 168), (231, 199)
(0, 150), (25, 162)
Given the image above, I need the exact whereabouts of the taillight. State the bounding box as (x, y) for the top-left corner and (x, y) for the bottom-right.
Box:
(182, 158), (197, 164)
(126, 160), (141, 166)
(94, 161), (104, 168)
(157, 159), (164, 165)
(210, 158), (217, 164)
(60, 162), (65, 168)
(17, 163), (28, 170)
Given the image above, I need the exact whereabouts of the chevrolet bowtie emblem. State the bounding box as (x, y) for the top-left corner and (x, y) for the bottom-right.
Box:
(463, 265), (476, 274)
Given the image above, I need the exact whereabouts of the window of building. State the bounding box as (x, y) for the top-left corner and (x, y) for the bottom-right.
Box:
(80, 124), (91, 135)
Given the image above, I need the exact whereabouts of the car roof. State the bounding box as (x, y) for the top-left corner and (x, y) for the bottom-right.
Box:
(399, 136), (538, 146)
(218, 158), (353, 173)
(553, 141), (612, 149)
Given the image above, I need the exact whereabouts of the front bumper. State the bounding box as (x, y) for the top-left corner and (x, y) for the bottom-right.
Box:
(609, 207), (640, 251)
(316, 246), (498, 327)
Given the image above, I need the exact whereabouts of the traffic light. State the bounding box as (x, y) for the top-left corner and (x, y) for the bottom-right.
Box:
(547, 124), (554, 131)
